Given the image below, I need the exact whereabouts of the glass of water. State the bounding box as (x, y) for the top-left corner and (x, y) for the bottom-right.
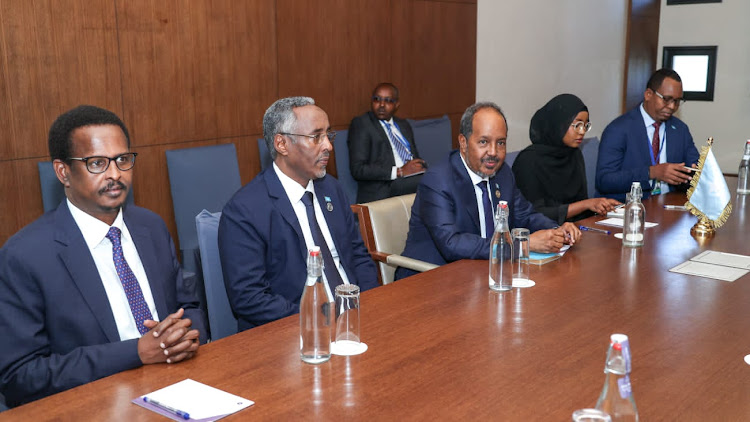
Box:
(511, 228), (532, 288)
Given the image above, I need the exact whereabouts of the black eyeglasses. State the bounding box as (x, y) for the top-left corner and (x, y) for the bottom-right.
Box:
(68, 153), (138, 174)
(280, 131), (336, 144)
(372, 95), (398, 104)
(652, 90), (686, 107)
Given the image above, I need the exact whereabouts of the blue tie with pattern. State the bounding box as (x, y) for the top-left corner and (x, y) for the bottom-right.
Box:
(384, 122), (413, 163)
(477, 181), (494, 238)
(106, 227), (153, 335)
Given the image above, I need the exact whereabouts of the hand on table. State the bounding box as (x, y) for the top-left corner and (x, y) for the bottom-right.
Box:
(586, 198), (622, 215)
(138, 308), (200, 364)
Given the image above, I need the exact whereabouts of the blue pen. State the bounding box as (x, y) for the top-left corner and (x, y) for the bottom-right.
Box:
(580, 225), (611, 235)
(143, 396), (190, 420)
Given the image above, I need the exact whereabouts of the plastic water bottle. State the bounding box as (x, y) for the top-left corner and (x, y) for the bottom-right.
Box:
(622, 182), (645, 247)
(595, 334), (638, 422)
(737, 140), (750, 194)
(300, 247), (333, 364)
(489, 201), (513, 291)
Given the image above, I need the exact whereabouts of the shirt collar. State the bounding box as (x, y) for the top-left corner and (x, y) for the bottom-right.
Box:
(273, 162), (315, 204)
(459, 153), (489, 185)
(639, 103), (657, 128)
(66, 198), (125, 249)
(378, 117), (395, 126)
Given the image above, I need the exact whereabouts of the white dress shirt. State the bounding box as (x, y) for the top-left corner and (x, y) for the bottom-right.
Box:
(67, 199), (159, 341)
(459, 154), (493, 238)
(640, 104), (669, 193)
(378, 118), (408, 179)
(273, 163), (351, 299)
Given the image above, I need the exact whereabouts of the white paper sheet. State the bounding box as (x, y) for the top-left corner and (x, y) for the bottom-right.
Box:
(689, 250), (750, 270)
(669, 261), (749, 282)
(136, 378), (253, 421)
(595, 218), (658, 228)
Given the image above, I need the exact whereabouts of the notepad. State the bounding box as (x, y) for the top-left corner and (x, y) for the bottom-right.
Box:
(595, 218), (658, 228)
(133, 378), (253, 421)
(529, 245), (570, 265)
(669, 250), (750, 282)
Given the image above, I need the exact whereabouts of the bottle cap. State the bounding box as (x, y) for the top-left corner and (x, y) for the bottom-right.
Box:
(610, 333), (628, 344)
(498, 200), (508, 209)
(309, 246), (321, 256)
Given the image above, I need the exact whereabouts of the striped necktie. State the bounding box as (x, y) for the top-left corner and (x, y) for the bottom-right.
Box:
(384, 122), (413, 163)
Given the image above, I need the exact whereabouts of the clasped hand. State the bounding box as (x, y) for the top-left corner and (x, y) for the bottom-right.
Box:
(138, 308), (200, 365)
(529, 222), (581, 253)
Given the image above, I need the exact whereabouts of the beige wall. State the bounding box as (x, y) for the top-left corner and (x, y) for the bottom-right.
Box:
(658, 0), (750, 173)
(476, 0), (628, 153)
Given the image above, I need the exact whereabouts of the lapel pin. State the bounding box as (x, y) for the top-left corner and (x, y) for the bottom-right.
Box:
(324, 196), (333, 212)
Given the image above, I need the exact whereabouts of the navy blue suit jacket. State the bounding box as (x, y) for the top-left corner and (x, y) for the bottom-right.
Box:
(596, 106), (699, 202)
(395, 150), (557, 280)
(0, 203), (206, 407)
(218, 168), (378, 331)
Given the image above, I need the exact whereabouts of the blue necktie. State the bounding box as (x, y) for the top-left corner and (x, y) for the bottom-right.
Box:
(477, 181), (494, 238)
(384, 122), (413, 163)
(106, 227), (153, 335)
(301, 192), (344, 292)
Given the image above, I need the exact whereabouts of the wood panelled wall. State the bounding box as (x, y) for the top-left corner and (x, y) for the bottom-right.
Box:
(0, 0), (477, 247)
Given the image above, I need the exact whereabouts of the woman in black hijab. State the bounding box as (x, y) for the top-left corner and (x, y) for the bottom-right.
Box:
(512, 94), (620, 224)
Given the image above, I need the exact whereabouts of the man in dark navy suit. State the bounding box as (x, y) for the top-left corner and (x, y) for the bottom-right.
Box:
(395, 102), (581, 281)
(596, 68), (699, 201)
(348, 83), (427, 202)
(219, 97), (378, 331)
(0, 105), (206, 407)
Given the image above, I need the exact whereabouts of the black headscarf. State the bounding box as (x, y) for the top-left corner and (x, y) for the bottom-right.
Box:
(512, 94), (589, 215)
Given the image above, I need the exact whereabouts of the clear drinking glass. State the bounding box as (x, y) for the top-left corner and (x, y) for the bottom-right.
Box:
(511, 228), (532, 288)
(572, 408), (612, 422)
(332, 284), (366, 355)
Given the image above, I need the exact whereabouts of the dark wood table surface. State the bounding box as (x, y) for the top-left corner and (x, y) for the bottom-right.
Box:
(3, 178), (749, 421)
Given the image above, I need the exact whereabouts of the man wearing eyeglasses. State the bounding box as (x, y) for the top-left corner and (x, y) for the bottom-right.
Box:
(0, 105), (206, 407)
(596, 68), (699, 201)
(348, 82), (427, 202)
(219, 97), (378, 331)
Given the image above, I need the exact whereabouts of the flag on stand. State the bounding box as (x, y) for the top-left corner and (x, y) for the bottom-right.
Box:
(685, 141), (732, 227)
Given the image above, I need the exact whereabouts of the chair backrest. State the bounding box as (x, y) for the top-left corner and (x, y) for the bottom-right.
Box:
(196, 210), (238, 341)
(504, 150), (520, 169)
(257, 137), (273, 171)
(581, 137), (600, 198)
(361, 193), (416, 284)
(331, 129), (357, 204)
(165, 143), (242, 254)
(409, 115), (452, 166)
(38, 161), (134, 212)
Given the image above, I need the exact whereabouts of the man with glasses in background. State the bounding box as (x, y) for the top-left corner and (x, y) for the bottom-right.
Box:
(0, 105), (206, 407)
(219, 97), (378, 331)
(596, 68), (699, 201)
(348, 82), (427, 202)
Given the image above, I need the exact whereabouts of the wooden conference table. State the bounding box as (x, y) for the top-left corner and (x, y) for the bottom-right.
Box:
(3, 179), (749, 421)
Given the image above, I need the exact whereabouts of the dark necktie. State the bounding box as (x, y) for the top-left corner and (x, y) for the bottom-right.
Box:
(105, 227), (153, 335)
(301, 192), (344, 292)
(477, 181), (494, 238)
(652, 122), (661, 164)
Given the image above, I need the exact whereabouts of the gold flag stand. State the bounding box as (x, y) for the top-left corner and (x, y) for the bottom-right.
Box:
(690, 216), (715, 238)
(685, 137), (732, 238)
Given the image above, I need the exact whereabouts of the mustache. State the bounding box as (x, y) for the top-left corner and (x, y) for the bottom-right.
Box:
(99, 181), (127, 195)
(482, 156), (499, 164)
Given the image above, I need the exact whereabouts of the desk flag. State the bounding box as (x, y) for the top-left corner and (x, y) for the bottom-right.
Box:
(685, 139), (732, 227)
